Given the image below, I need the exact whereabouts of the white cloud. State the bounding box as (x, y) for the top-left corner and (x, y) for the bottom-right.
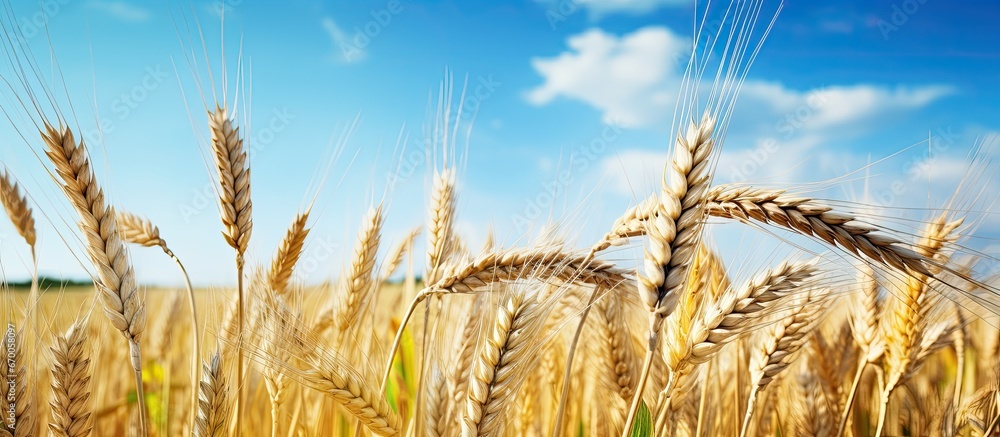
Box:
(322, 17), (366, 64)
(527, 27), (690, 127)
(529, 26), (953, 132)
(87, 1), (150, 23)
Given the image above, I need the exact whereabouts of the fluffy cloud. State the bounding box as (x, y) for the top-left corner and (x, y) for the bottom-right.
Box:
(529, 26), (953, 132)
(527, 27), (690, 127)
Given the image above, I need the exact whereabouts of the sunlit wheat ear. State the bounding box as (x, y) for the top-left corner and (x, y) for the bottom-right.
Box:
(0, 169), (36, 251)
(268, 211), (310, 295)
(686, 259), (820, 367)
(115, 210), (166, 248)
(592, 291), (638, 433)
(209, 106), (253, 257)
(282, 348), (402, 435)
(430, 246), (629, 294)
(426, 168), (456, 285)
(48, 322), (92, 437)
(195, 352), (229, 437)
(380, 226), (421, 284)
(883, 214), (964, 389)
(742, 290), (827, 437)
(790, 370), (834, 435)
(837, 264), (886, 435)
(463, 289), (550, 437)
(445, 296), (485, 428)
(41, 123), (147, 432)
(639, 114), (715, 332)
(706, 186), (937, 274)
(261, 296), (298, 437)
(621, 115), (715, 433)
(209, 105), (252, 428)
(313, 204), (383, 339)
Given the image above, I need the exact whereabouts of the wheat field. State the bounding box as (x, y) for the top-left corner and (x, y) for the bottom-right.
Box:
(1, 1), (999, 436)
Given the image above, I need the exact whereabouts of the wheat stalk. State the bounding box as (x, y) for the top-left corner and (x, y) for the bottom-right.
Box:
(48, 321), (92, 437)
(116, 209), (202, 430)
(42, 123), (148, 435)
(268, 211), (310, 295)
(838, 265), (884, 436)
(208, 106), (253, 430)
(623, 114), (716, 435)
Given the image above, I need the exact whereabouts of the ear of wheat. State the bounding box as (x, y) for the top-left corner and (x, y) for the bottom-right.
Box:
(625, 115), (716, 434)
(48, 321), (92, 437)
(195, 351), (230, 437)
(209, 106), (253, 429)
(742, 289), (828, 437)
(41, 123), (148, 434)
(268, 211), (310, 295)
(0, 169), (36, 252)
(463, 289), (550, 437)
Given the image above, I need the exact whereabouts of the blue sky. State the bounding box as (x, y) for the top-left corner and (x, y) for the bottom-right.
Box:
(0, 0), (998, 287)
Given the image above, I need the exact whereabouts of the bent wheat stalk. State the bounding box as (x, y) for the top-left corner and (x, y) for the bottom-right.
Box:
(42, 123), (148, 435)
(117, 209), (201, 430)
(208, 106), (253, 431)
(379, 245), (629, 393)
